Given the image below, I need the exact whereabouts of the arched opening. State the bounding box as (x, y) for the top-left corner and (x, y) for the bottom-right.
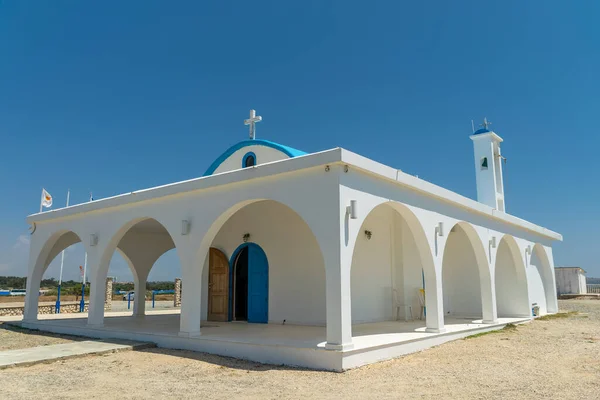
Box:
(203, 200), (324, 326)
(25, 230), (87, 319)
(529, 244), (557, 315)
(233, 246), (249, 321)
(102, 217), (179, 318)
(495, 236), (530, 317)
(350, 202), (435, 327)
(229, 243), (269, 323)
(441, 223), (489, 320)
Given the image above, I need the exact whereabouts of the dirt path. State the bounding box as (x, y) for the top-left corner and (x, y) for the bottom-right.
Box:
(1, 300), (599, 399)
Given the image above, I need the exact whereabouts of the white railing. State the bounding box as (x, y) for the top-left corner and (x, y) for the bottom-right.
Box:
(587, 284), (600, 294)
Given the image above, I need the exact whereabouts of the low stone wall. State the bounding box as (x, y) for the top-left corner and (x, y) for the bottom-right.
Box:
(174, 278), (182, 307)
(0, 278), (114, 317)
(105, 277), (113, 310)
(0, 301), (90, 317)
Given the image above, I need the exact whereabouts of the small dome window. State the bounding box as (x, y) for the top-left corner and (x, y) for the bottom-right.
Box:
(243, 152), (256, 168)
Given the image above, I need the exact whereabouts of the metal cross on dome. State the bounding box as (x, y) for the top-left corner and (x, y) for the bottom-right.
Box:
(244, 109), (262, 140)
(481, 117), (492, 130)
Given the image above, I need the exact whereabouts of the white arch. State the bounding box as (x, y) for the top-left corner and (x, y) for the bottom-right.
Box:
(349, 200), (442, 331)
(94, 216), (180, 283)
(24, 229), (84, 321)
(87, 216), (181, 325)
(530, 243), (557, 314)
(205, 199), (326, 324)
(442, 222), (495, 322)
(193, 198), (326, 277)
(495, 235), (530, 317)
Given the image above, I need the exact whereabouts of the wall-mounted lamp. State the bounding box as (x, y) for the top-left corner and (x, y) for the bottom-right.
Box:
(181, 220), (190, 235)
(89, 234), (98, 247)
(243, 233), (251, 243)
(490, 236), (497, 248)
(347, 200), (358, 220)
(364, 230), (372, 240)
(435, 222), (444, 237)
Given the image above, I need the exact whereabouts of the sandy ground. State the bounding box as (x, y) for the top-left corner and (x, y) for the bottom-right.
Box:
(0, 300), (599, 400)
(0, 324), (83, 351)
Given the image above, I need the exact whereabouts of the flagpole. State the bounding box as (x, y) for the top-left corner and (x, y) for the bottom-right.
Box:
(39, 189), (44, 213)
(80, 192), (92, 313)
(55, 189), (70, 314)
(80, 253), (87, 312)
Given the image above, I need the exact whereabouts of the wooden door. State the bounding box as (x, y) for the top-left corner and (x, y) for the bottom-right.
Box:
(208, 248), (229, 322)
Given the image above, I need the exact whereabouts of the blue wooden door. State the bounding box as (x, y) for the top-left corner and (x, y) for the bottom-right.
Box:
(247, 244), (268, 323)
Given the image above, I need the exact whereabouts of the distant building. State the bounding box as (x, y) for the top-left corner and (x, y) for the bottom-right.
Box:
(555, 267), (587, 295)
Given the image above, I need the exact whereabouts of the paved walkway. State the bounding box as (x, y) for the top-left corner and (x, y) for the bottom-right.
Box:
(0, 339), (154, 369)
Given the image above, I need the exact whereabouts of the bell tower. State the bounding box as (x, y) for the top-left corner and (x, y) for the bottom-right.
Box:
(470, 118), (506, 212)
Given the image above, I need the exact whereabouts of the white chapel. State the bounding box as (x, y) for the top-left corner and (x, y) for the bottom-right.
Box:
(21, 111), (561, 371)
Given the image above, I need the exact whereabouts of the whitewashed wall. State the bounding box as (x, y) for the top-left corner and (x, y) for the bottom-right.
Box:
(495, 239), (528, 317)
(527, 266), (547, 315)
(399, 217), (424, 320)
(528, 245), (556, 315)
(204, 200), (326, 325)
(442, 228), (482, 319)
(351, 206), (426, 324)
(351, 206), (395, 323)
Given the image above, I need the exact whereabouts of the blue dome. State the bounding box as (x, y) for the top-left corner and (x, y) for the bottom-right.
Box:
(203, 139), (307, 176)
(473, 128), (491, 135)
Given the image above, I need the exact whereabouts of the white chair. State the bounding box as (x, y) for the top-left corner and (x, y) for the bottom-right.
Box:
(393, 289), (413, 321)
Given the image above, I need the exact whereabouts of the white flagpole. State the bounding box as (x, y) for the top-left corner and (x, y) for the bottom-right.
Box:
(82, 192), (92, 284)
(83, 253), (88, 283)
(39, 189), (44, 213)
(58, 190), (70, 286)
(55, 189), (70, 313)
(80, 192), (92, 312)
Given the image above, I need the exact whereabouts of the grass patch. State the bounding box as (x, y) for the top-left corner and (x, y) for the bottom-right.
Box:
(536, 311), (578, 321)
(465, 323), (517, 339)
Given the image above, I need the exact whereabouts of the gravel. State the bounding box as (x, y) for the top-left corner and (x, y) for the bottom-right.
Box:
(1, 300), (599, 399)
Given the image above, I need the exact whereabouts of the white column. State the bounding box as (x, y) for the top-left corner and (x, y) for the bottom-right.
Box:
(179, 249), (203, 337)
(323, 188), (354, 351)
(87, 255), (106, 327)
(324, 245), (353, 350)
(425, 259), (445, 333)
(482, 251), (498, 324)
(544, 246), (559, 313)
(133, 273), (148, 317)
(23, 235), (46, 323)
(23, 272), (42, 322)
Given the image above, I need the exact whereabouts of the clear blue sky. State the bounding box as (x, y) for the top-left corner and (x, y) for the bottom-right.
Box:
(1, 1), (598, 281)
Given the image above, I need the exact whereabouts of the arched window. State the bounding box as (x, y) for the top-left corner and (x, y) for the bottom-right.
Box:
(242, 152), (256, 168)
